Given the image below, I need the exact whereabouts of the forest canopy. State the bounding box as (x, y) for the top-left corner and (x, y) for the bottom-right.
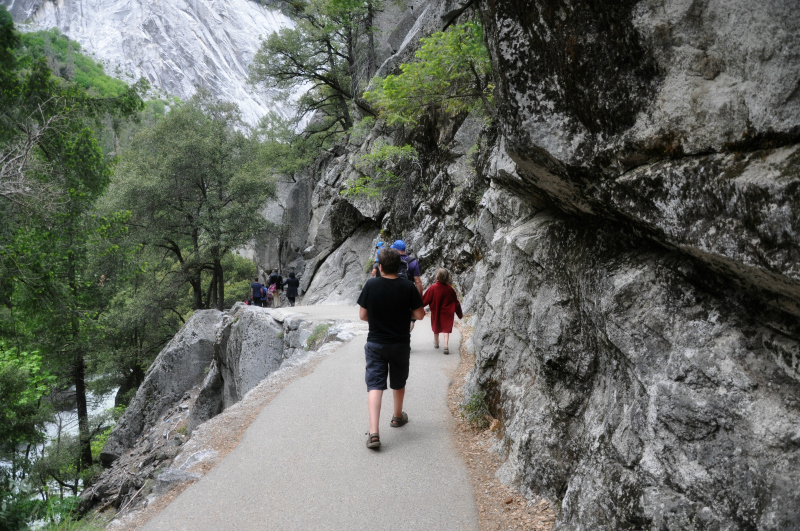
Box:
(0, 8), (275, 527)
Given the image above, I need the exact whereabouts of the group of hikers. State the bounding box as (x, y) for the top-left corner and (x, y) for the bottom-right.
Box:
(248, 268), (301, 307)
(246, 238), (462, 451)
(358, 239), (463, 450)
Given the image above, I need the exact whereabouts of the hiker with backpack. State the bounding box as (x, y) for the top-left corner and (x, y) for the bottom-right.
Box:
(250, 278), (264, 307)
(391, 240), (422, 331)
(268, 269), (283, 307)
(422, 268), (463, 355)
(370, 241), (385, 278)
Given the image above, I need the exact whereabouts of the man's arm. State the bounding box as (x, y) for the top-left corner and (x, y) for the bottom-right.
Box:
(359, 306), (368, 321)
(412, 305), (425, 320)
(414, 276), (423, 297)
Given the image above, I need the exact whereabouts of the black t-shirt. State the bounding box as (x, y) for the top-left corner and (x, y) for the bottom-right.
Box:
(269, 274), (282, 289)
(357, 277), (424, 345)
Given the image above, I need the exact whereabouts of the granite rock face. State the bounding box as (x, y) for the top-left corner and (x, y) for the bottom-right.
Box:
(2, 0), (293, 125)
(466, 205), (800, 530)
(99, 310), (222, 467)
(480, 0), (800, 319)
(264, 3), (800, 530)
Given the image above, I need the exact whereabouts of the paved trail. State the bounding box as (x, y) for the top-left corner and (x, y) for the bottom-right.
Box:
(143, 304), (478, 531)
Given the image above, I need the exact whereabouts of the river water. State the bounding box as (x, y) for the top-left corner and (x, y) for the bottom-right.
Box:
(45, 388), (118, 442)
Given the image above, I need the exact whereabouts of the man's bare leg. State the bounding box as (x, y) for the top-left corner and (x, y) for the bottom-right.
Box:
(392, 387), (405, 419)
(368, 389), (383, 434)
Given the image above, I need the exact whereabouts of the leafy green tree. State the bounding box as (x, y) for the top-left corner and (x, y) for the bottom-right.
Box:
(0, 345), (55, 530)
(19, 28), (131, 98)
(365, 21), (494, 125)
(0, 4), (144, 484)
(249, 0), (382, 140)
(255, 111), (326, 175)
(342, 139), (418, 197)
(107, 91), (275, 311)
(0, 346), (54, 471)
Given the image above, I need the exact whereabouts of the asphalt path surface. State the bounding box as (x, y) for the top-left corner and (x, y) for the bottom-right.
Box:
(143, 304), (478, 531)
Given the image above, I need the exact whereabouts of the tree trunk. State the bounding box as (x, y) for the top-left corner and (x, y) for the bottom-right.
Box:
(325, 40), (354, 129)
(206, 268), (217, 310)
(191, 228), (204, 309)
(74, 351), (92, 472)
(68, 250), (93, 473)
(215, 258), (224, 311)
(366, 2), (376, 79)
(190, 276), (204, 310)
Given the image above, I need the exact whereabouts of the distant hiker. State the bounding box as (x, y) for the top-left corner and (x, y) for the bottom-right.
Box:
(370, 241), (385, 278)
(250, 278), (264, 307)
(358, 247), (425, 449)
(284, 271), (300, 306)
(268, 268), (283, 307)
(422, 268), (463, 355)
(391, 240), (422, 332)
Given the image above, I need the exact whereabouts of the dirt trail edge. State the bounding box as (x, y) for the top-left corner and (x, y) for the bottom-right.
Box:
(141, 304), (478, 531)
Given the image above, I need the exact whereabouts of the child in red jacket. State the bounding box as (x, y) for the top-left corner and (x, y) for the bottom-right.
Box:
(422, 268), (463, 354)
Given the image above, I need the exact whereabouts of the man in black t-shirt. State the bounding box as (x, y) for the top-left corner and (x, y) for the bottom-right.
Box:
(357, 247), (425, 450)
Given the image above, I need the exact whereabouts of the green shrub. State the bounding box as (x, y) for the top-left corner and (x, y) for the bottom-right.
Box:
(306, 324), (330, 351)
(365, 21), (493, 126)
(341, 141), (418, 197)
(460, 390), (491, 429)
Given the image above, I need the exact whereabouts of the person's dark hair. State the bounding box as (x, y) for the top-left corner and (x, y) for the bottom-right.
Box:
(289, 272), (296, 278)
(254, 278), (258, 282)
(379, 247), (401, 275)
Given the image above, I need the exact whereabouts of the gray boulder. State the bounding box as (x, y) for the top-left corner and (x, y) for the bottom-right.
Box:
(213, 303), (287, 409)
(152, 468), (201, 496)
(100, 310), (222, 467)
(187, 303), (349, 433)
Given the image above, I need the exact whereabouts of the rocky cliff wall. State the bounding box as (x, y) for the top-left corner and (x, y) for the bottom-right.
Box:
(2, 0), (294, 124)
(268, 2), (800, 529)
